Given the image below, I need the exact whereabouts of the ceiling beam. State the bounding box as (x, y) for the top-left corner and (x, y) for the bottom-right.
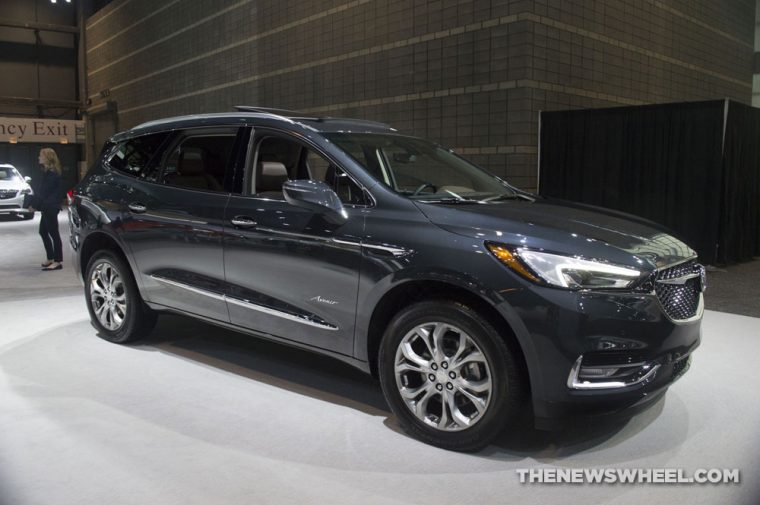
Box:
(0, 96), (82, 109)
(0, 18), (79, 35)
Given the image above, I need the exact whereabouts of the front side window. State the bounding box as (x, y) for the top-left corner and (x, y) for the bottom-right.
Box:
(326, 133), (520, 203)
(251, 134), (367, 205)
(106, 132), (169, 181)
(161, 131), (237, 192)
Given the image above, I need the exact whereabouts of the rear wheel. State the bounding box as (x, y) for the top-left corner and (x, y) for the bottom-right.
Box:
(378, 300), (524, 451)
(85, 251), (157, 343)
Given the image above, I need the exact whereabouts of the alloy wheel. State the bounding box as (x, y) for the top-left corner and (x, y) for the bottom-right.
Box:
(89, 260), (127, 331)
(393, 322), (493, 431)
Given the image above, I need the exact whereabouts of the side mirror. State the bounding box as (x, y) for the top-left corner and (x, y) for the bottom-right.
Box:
(282, 179), (348, 224)
(24, 176), (32, 183)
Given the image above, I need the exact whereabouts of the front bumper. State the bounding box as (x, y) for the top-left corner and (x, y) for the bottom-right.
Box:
(500, 284), (702, 428)
(0, 194), (31, 215)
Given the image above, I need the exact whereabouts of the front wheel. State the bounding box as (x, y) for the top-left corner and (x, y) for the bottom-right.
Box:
(378, 300), (525, 451)
(85, 250), (157, 343)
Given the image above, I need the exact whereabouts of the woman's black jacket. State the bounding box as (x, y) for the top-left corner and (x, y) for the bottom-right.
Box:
(30, 170), (62, 213)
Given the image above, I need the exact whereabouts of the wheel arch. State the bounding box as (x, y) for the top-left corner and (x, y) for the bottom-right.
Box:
(79, 231), (139, 289)
(364, 279), (535, 397)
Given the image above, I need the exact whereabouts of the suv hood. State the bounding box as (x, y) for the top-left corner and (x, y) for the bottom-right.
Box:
(0, 180), (24, 190)
(414, 197), (696, 270)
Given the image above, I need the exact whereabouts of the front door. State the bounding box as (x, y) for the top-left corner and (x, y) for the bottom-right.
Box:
(223, 130), (369, 354)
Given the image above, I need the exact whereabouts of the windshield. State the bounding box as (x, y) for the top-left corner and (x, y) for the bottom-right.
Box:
(326, 133), (522, 202)
(0, 167), (21, 181)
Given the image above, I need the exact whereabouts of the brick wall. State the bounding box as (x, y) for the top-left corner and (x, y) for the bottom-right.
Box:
(86, 0), (754, 191)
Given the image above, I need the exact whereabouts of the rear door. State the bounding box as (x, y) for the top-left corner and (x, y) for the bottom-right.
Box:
(223, 129), (369, 354)
(117, 126), (247, 321)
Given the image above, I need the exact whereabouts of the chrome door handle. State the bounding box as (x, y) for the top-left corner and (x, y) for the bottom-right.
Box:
(128, 202), (147, 213)
(231, 216), (257, 228)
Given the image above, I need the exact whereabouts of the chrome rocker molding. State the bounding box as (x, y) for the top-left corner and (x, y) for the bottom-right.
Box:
(566, 356), (661, 390)
(151, 275), (225, 301)
(151, 275), (339, 331)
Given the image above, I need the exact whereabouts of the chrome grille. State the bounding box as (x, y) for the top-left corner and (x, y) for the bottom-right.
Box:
(0, 189), (18, 199)
(655, 260), (703, 321)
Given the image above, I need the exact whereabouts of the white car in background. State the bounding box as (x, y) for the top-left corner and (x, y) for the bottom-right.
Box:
(0, 164), (34, 220)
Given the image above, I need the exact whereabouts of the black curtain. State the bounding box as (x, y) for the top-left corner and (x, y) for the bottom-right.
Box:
(720, 102), (760, 263)
(539, 100), (760, 265)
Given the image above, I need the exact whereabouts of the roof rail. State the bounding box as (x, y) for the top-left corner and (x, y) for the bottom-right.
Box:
(233, 105), (394, 130)
(233, 105), (321, 121)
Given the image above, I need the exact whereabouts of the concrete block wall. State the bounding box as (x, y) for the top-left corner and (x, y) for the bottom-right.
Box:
(86, 0), (754, 191)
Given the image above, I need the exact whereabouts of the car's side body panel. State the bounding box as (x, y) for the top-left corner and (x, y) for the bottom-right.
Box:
(223, 194), (365, 354)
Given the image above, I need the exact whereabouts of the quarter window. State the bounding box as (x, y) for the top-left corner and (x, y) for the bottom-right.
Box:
(106, 132), (169, 181)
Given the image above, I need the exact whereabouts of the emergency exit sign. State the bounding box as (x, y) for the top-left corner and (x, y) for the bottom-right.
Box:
(0, 117), (85, 144)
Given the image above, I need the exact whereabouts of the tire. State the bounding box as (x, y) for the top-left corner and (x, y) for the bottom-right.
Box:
(84, 250), (157, 343)
(378, 300), (525, 451)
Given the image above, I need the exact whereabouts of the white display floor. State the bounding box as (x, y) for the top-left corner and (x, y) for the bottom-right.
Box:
(1, 294), (758, 505)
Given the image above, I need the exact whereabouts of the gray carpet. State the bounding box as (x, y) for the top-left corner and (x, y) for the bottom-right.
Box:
(704, 260), (760, 318)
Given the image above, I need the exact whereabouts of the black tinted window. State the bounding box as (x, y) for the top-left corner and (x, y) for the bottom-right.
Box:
(106, 133), (168, 181)
(162, 132), (237, 193)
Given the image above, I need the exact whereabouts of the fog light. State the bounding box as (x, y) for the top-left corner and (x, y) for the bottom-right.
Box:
(568, 355), (660, 390)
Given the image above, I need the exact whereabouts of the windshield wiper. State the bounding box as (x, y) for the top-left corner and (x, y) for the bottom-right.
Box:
(417, 197), (481, 204)
(479, 193), (534, 203)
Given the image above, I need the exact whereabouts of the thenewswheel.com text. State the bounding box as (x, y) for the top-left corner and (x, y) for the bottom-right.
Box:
(516, 468), (740, 484)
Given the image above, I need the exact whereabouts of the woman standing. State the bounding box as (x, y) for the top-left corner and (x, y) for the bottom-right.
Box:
(29, 148), (63, 271)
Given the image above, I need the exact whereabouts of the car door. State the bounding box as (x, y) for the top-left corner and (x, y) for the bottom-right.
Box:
(223, 129), (369, 355)
(117, 126), (248, 321)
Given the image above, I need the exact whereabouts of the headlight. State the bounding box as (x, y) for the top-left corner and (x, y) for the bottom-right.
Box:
(21, 187), (32, 195)
(486, 243), (642, 290)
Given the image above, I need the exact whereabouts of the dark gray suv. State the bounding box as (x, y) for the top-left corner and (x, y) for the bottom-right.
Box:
(69, 107), (703, 451)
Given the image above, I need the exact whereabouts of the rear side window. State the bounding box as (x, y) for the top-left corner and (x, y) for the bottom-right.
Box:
(106, 133), (169, 181)
(161, 130), (238, 193)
